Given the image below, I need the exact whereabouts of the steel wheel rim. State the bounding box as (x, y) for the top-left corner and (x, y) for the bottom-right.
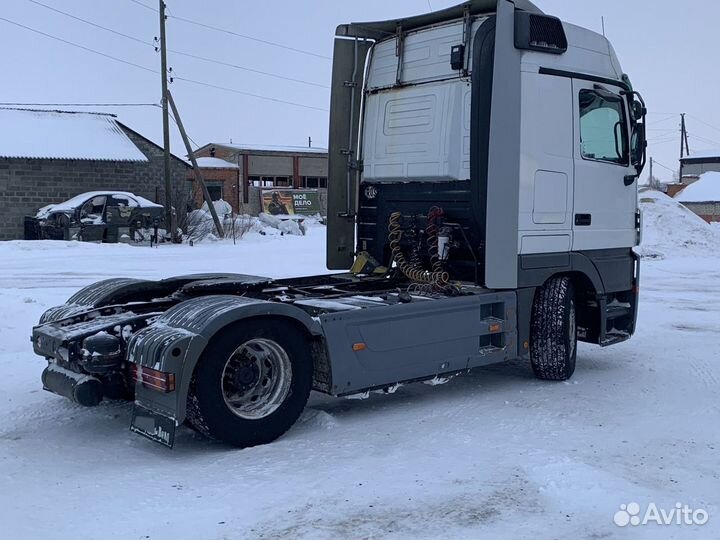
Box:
(221, 338), (292, 420)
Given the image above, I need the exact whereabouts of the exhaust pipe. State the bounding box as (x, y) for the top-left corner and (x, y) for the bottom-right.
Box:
(42, 364), (103, 407)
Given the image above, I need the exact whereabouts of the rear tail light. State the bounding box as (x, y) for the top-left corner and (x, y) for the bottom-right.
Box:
(128, 364), (176, 393)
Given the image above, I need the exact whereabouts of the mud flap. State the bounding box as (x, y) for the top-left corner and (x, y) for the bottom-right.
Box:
(130, 404), (176, 448)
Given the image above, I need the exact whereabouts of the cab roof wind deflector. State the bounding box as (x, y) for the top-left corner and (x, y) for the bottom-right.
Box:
(335, 0), (543, 40)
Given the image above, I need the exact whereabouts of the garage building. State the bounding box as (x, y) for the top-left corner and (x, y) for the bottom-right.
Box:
(0, 108), (190, 241)
(189, 143), (328, 215)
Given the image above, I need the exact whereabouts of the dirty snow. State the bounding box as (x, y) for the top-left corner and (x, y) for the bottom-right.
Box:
(0, 200), (719, 539)
(638, 187), (720, 258)
(185, 206), (310, 244)
(675, 171), (720, 202)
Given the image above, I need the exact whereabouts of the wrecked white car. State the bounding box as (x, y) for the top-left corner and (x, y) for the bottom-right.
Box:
(24, 191), (165, 242)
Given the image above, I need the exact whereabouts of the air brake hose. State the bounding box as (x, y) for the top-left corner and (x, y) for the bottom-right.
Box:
(388, 211), (450, 291)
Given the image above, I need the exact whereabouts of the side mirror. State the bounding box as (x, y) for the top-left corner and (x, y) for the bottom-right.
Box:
(631, 123), (646, 166)
(621, 90), (647, 175)
(630, 101), (645, 122)
(630, 123), (647, 179)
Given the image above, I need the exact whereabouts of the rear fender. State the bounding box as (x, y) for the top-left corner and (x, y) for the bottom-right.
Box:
(40, 278), (151, 323)
(128, 295), (321, 423)
(39, 274), (271, 323)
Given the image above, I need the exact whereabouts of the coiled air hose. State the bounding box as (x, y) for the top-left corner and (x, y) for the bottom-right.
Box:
(388, 211), (450, 292)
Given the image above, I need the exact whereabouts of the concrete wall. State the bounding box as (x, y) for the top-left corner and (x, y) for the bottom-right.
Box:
(681, 161), (720, 177)
(299, 157), (328, 177)
(248, 155), (293, 176)
(681, 201), (720, 223)
(0, 127), (190, 241)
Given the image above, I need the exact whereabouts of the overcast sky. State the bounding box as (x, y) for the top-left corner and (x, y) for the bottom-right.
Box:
(2, 0), (719, 183)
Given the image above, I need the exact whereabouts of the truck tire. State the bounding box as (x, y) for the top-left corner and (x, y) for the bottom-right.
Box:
(530, 276), (577, 381)
(186, 319), (312, 447)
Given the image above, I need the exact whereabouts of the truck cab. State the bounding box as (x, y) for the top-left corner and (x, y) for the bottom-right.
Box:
(328, 0), (645, 345)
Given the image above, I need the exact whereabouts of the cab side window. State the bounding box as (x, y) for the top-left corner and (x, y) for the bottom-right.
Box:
(579, 89), (628, 165)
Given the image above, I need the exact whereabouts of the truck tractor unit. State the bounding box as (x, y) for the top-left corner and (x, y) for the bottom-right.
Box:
(31, 0), (646, 448)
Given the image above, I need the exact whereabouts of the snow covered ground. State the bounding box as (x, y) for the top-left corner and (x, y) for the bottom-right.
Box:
(1, 197), (719, 540)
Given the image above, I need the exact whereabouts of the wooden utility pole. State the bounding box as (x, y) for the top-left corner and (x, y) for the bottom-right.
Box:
(680, 113), (690, 159)
(648, 156), (653, 188)
(167, 90), (224, 238)
(159, 0), (175, 241)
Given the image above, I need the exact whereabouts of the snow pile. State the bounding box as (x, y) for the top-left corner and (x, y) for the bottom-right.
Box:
(185, 204), (317, 243)
(638, 188), (720, 259)
(675, 171), (720, 202)
(258, 212), (304, 236)
(200, 198), (233, 218)
(185, 211), (259, 243)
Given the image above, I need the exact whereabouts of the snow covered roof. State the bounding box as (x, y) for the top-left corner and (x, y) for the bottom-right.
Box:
(0, 108), (148, 162)
(680, 149), (720, 161)
(676, 172), (720, 202)
(193, 156), (239, 169)
(201, 143), (328, 155)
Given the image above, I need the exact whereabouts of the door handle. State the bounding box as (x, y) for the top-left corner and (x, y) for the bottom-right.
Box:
(575, 214), (592, 226)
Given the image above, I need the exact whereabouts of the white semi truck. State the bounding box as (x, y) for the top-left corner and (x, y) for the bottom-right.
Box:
(32, 0), (645, 448)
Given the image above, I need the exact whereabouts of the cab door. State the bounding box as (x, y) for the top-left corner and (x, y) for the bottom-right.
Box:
(571, 80), (637, 251)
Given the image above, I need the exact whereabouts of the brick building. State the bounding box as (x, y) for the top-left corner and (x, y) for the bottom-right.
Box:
(189, 143), (328, 215)
(0, 108), (190, 241)
(679, 149), (720, 180)
(675, 171), (720, 223)
(667, 149), (720, 197)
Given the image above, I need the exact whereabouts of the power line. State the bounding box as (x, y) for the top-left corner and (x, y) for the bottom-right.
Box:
(128, 0), (157, 13)
(28, 0), (151, 46)
(0, 102), (159, 107)
(127, 0), (330, 59)
(687, 114), (720, 135)
(173, 76), (328, 112)
(168, 109), (199, 150)
(169, 49), (329, 89)
(1, 17), (328, 112)
(167, 14), (331, 60)
(28, 0), (328, 89)
(0, 16), (156, 73)
(690, 134), (720, 147)
(648, 139), (681, 147)
(647, 111), (682, 116)
(652, 160), (676, 173)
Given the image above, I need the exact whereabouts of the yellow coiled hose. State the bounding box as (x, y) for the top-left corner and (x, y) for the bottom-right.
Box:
(388, 211), (450, 291)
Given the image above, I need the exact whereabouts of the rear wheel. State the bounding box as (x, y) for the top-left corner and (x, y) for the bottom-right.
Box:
(530, 276), (577, 381)
(186, 319), (312, 447)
